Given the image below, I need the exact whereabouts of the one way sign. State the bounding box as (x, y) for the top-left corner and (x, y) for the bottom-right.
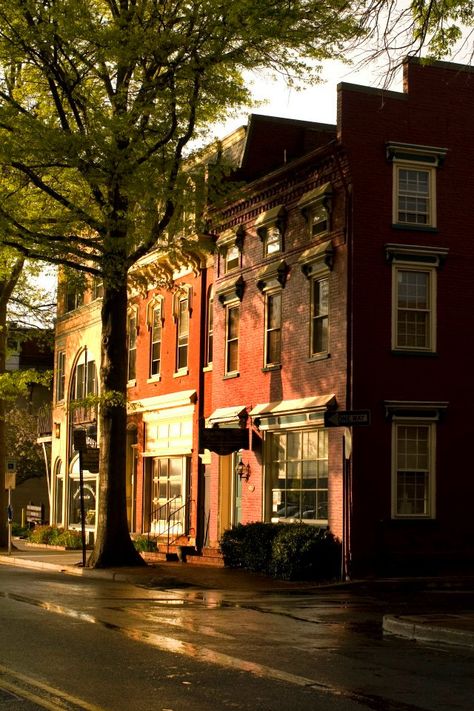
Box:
(324, 410), (371, 427)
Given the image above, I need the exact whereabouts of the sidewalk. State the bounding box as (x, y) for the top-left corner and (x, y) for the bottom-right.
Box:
(1, 541), (474, 649)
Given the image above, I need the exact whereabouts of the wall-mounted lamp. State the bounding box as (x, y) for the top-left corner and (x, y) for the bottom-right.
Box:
(235, 456), (251, 481)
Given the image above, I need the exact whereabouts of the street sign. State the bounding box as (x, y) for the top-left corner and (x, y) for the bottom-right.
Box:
(81, 448), (100, 472)
(324, 409), (371, 428)
(5, 472), (16, 490)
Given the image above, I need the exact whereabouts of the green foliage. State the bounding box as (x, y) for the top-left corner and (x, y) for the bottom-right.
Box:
(0, 368), (52, 402)
(132, 535), (158, 553)
(11, 522), (28, 537)
(220, 523), (341, 581)
(270, 525), (341, 581)
(5, 406), (45, 483)
(220, 522), (283, 573)
(27, 525), (83, 549)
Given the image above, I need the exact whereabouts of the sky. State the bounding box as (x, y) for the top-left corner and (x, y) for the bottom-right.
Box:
(212, 58), (404, 140)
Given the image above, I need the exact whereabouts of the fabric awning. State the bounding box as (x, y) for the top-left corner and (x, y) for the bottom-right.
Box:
(250, 394), (336, 419)
(206, 405), (248, 428)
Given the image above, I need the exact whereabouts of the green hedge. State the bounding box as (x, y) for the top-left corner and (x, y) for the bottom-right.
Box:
(220, 522), (341, 581)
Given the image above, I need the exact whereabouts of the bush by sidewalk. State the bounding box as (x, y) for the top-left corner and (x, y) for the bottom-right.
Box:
(27, 525), (83, 549)
(220, 522), (341, 581)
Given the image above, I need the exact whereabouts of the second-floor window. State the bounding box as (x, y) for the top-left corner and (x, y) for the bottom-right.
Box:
(176, 293), (189, 371)
(150, 304), (162, 377)
(225, 304), (239, 375)
(394, 266), (434, 352)
(206, 288), (213, 366)
(56, 350), (66, 402)
(127, 311), (137, 382)
(265, 292), (282, 366)
(311, 276), (329, 356)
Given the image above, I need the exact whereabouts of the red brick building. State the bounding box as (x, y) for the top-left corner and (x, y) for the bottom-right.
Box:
(51, 57), (474, 575)
(204, 58), (474, 575)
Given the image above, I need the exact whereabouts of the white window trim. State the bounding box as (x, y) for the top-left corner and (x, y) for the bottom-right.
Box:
(310, 274), (329, 358)
(392, 161), (437, 228)
(264, 289), (282, 368)
(127, 305), (138, 384)
(391, 420), (436, 519)
(225, 301), (240, 376)
(391, 261), (437, 353)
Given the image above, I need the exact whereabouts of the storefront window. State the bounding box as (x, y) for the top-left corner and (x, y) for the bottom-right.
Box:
(69, 479), (97, 526)
(267, 429), (328, 524)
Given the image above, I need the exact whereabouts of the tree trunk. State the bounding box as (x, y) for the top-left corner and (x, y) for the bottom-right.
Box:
(87, 274), (144, 567)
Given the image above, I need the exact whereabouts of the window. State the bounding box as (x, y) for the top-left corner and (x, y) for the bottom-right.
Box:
(176, 293), (189, 371)
(127, 311), (137, 381)
(268, 429), (328, 524)
(225, 304), (239, 375)
(54, 460), (63, 526)
(393, 422), (435, 518)
(206, 288), (213, 366)
(387, 142), (447, 229)
(70, 350), (98, 425)
(91, 277), (103, 300)
(217, 227), (244, 276)
(264, 226), (282, 256)
(56, 350), (66, 402)
(265, 292), (282, 366)
(150, 303), (162, 377)
(393, 266), (435, 351)
(395, 166), (434, 226)
(224, 244), (240, 273)
(65, 288), (84, 312)
(298, 183), (332, 240)
(311, 276), (329, 356)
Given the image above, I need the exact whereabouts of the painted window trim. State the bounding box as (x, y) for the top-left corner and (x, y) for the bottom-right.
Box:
(216, 225), (245, 275)
(310, 274), (330, 358)
(387, 142), (447, 230)
(225, 301), (240, 376)
(391, 261), (436, 353)
(298, 182), (333, 239)
(264, 289), (282, 368)
(255, 204), (286, 257)
(391, 420), (436, 519)
(148, 296), (164, 379)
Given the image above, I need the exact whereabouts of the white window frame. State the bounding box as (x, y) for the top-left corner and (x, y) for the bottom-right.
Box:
(393, 162), (436, 228)
(264, 290), (282, 367)
(225, 302), (240, 376)
(206, 287), (213, 368)
(56, 350), (66, 402)
(392, 262), (436, 353)
(149, 302), (163, 379)
(391, 421), (436, 519)
(175, 291), (189, 373)
(310, 275), (329, 357)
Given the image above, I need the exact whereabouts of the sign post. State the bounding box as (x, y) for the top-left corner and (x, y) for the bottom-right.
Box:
(5, 459), (17, 556)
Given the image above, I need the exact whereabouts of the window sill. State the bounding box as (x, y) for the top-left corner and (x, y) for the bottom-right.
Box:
(223, 372), (239, 380)
(202, 364), (213, 373)
(173, 369), (189, 378)
(147, 375), (161, 383)
(391, 349), (438, 357)
(391, 223), (438, 233)
(308, 352), (330, 362)
(127, 379), (137, 388)
(262, 364), (282, 372)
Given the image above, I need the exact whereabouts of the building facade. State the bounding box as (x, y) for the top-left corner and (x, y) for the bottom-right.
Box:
(50, 57), (474, 575)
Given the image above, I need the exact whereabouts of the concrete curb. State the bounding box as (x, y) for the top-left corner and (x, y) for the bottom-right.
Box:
(383, 615), (474, 649)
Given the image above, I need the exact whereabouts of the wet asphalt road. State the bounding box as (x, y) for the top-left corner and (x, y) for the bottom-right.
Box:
(0, 566), (473, 711)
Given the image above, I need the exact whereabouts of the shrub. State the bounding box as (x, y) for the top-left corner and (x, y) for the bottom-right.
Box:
(270, 525), (341, 581)
(133, 535), (158, 553)
(27, 525), (83, 549)
(56, 529), (83, 549)
(220, 522), (342, 581)
(220, 522), (283, 573)
(27, 525), (62, 545)
(12, 522), (28, 538)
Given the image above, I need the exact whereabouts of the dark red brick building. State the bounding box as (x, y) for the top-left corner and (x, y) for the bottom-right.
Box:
(204, 58), (474, 575)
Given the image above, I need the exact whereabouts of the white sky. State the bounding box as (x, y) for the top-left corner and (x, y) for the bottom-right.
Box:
(212, 58), (404, 139)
